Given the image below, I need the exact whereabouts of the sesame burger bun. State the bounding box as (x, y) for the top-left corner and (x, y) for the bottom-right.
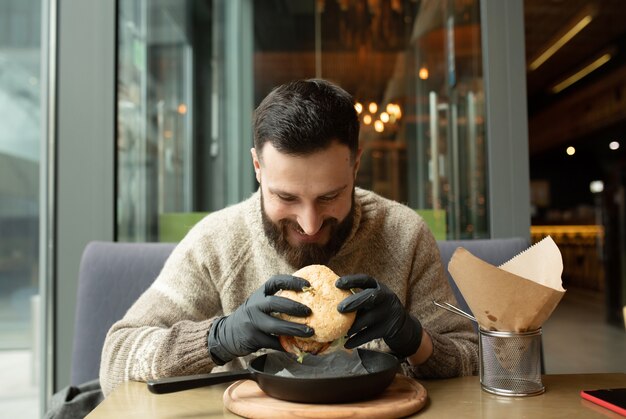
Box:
(277, 265), (355, 355)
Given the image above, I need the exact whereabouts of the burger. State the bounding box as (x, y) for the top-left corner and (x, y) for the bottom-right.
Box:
(277, 265), (356, 361)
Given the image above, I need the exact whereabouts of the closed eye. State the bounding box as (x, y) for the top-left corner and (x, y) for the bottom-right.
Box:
(277, 194), (297, 203)
(318, 193), (339, 202)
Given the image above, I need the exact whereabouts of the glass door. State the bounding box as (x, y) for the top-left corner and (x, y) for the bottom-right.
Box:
(406, 0), (487, 238)
(117, 0), (196, 242)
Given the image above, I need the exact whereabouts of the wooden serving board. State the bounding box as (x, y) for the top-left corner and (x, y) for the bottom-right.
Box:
(223, 374), (427, 419)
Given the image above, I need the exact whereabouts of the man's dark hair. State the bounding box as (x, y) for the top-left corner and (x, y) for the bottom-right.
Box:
(253, 79), (360, 161)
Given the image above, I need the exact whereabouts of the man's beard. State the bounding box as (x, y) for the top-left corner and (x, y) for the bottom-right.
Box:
(261, 191), (355, 268)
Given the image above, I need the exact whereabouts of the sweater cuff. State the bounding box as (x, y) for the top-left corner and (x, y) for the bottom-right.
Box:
(163, 319), (216, 376)
(409, 332), (463, 378)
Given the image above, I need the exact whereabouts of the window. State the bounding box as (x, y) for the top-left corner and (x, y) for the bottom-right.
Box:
(0, 0), (44, 417)
(117, 0), (488, 242)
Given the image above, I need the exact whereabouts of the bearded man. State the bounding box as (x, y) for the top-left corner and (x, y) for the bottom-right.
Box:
(99, 79), (478, 396)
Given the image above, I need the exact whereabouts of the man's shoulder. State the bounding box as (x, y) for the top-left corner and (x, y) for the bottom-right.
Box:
(356, 188), (423, 220)
(355, 188), (430, 243)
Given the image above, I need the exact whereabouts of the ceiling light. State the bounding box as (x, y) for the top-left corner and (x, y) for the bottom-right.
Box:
(363, 114), (372, 125)
(590, 180), (604, 194)
(551, 52), (612, 94)
(529, 5), (596, 71)
(566, 146), (576, 156)
(374, 120), (384, 132)
(368, 102), (378, 114)
(610, 141), (620, 150)
(355, 102), (363, 114)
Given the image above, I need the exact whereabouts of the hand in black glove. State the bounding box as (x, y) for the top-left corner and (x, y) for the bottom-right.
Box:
(336, 274), (422, 357)
(207, 275), (314, 365)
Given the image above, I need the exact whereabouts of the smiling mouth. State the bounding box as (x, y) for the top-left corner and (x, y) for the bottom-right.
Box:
(291, 226), (325, 244)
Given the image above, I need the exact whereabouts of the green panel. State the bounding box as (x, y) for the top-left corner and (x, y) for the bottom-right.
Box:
(158, 212), (210, 242)
(160, 209), (446, 243)
(160, 210), (446, 242)
(415, 209), (447, 241)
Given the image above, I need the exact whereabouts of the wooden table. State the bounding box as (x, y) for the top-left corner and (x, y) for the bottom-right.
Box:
(87, 373), (626, 418)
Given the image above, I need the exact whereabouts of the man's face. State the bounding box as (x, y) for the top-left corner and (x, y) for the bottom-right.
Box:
(251, 141), (361, 267)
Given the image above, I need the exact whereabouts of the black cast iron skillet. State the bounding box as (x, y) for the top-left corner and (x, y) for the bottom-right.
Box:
(147, 349), (400, 403)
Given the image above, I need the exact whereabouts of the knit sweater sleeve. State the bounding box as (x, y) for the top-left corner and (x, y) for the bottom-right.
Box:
(405, 222), (479, 378)
(99, 233), (222, 396)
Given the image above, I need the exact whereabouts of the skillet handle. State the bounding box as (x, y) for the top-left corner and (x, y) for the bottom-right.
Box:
(147, 369), (253, 394)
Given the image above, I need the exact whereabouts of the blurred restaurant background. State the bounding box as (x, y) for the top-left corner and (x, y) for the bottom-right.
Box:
(1, 0), (625, 416)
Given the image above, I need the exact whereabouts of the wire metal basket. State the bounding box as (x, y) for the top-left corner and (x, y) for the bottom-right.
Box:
(479, 328), (545, 397)
(433, 301), (545, 397)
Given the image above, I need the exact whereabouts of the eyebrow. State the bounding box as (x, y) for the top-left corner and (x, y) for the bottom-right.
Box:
(268, 184), (348, 198)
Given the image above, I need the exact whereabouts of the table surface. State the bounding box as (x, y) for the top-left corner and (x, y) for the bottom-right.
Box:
(87, 373), (626, 418)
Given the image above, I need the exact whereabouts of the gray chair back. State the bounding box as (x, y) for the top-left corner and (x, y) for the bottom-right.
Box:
(436, 237), (529, 316)
(70, 237), (528, 385)
(70, 241), (176, 386)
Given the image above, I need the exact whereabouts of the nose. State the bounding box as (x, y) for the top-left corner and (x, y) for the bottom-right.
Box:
(296, 205), (323, 235)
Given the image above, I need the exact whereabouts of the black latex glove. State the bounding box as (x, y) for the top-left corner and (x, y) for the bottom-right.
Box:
(336, 274), (422, 357)
(207, 275), (314, 365)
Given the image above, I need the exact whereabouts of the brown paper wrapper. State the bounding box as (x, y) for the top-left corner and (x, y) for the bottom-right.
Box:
(448, 236), (565, 332)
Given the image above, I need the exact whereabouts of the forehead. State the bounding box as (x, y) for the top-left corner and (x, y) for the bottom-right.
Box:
(259, 142), (354, 193)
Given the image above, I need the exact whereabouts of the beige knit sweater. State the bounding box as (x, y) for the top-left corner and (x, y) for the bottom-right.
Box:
(99, 188), (478, 395)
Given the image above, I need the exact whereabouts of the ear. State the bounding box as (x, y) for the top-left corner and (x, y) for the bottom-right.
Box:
(352, 147), (363, 179)
(251, 147), (262, 183)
